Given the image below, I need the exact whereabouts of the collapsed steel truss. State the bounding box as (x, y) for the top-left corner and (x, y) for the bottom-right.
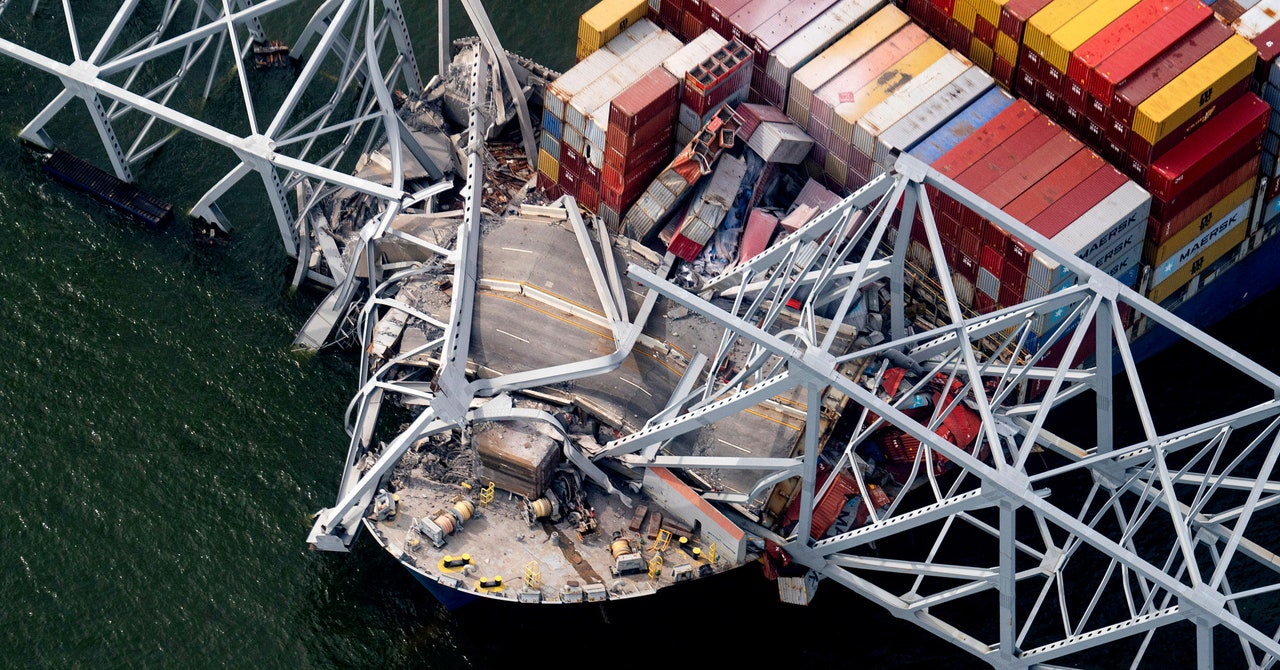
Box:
(7, 3), (1280, 668)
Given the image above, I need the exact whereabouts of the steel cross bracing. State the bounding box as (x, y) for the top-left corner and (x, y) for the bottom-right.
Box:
(0, 0), (535, 268)
(611, 152), (1280, 669)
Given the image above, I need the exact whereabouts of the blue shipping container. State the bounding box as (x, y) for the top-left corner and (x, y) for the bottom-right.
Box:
(542, 108), (562, 140)
(905, 87), (1015, 166)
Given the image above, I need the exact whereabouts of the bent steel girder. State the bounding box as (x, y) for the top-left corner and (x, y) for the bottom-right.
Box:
(1, 0), (465, 260)
(613, 152), (1280, 668)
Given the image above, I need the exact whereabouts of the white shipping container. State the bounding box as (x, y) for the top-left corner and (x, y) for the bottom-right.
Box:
(566, 32), (683, 132)
(1235, 0), (1280, 40)
(766, 0), (888, 89)
(547, 49), (621, 119)
(977, 266), (1000, 299)
(603, 18), (661, 59)
(852, 53), (969, 159)
(1054, 181), (1151, 266)
(747, 121), (814, 164)
(874, 66), (995, 169)
(563, 123), (586, 153)
(663, 30), (729, 79)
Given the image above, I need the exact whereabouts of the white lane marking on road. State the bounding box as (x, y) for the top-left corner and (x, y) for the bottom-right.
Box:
(717, 439), (749, 453)
(496, 329), (530, 343)
(621, 378), (653, 397)
(501, 247), (534, 253)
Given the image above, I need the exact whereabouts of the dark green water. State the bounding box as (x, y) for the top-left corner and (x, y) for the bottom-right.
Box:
(4, 2), (1280, 669)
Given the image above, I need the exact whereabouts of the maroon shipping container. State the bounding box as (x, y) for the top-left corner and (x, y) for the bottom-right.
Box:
(560, 166), (581, 198)
(1039, 81), (1063, 116)
(1066, 0), (1184, 91)
(1087, 0), (1211, 110)
(560, 144), (584, 178)
(1215, 0), (1247, 22)
(727, 0), (790, 52)
(953, 117), (1064, 208)
(1000, 0), (1055, 39)
(1146, 93), (1269, 202)
(1017, 66), (1039, 103)
(951, 20), (974, 55)
(932, 101), (1044, 220)
(659, 0), (685, 34)
(992, 54), (1015, 88)
(976, 129), (1083, 209)
(605, 137), (671, 175)
(1109, 19), (1231, 128)
(609, 67), (679, 135)
(1252, 20), (1280, 83)
(606, 105), (678, 154)
(681, 10), (706, 40)
(537, 171), (561, 200)
(974, 14), (996, 45)
(584, 162), (602, 191)
(1003, 149), (1107, 224)
(579, 182), (600, 214)
(704, 0), (748, 37)
(733, 101), (791, 139)
(1149, 146), (1264, 221)
(1127, 77), (1250, 166)
(955, 252), (980, 282)
(1147, 157), (1258, 245)
(1027, 164), (1126, 238)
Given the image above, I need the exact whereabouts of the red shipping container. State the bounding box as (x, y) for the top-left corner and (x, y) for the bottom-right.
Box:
(1147, 158), (1259, 245)
(955, 251), (980, 282)
(999, 0), (1055, 38)
(537, 171), (560, 200)
(1085, 93), (1109, 125)
(610, 68), (679, 135)
(704, 0), (749, 36)
(579, 182), (600, 213)
(1002, 249), (1031, 288)
(560, 144), (584, 177)
(605, 137), (671, 174)
(1017, 66), (1039, 103)
(1127, 77), (1250, 167)
(1087, 0), (1211, 106)
(659, 0), (684, 34)
(1042, 63), (1065, 97)
(1149, 150), (1262, 222)
(974, 291), (997, 313)
(681, 10), (706, 41)
(1109, 19), (1231, 129)
(934, 99), (1042, 175)
(606, 108), (677, 155)
(1082, 117), (1104, 149)
(905, 0), (928, 21)
(1066, 0), (1185, 90)
(927, 3), (949, 36)
(982, 217), (1008, 250)
(749, 0), (840, 69)
(1146, 93), (1269, 202)
(1004, 150), (1107, 224)
(959, 226), (981, 259)
(975, 14), (996, 45)
(951, 21), (974, 54)
(992, 54), (1015, 88)
(980, 242), (1005, 275)
(1062, 102), (1084, 134)
(978, 131), (1083, 209)
(560, 166), (581, 198)
(998, 281), (1022, 307)
(1027, 164), (1126, 238)
(1039, 81), (1063, 117)
(584, 161), (602, 191)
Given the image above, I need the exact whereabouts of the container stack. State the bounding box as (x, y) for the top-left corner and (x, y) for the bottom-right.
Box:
(897, 98), (1151, 334)
(661, 30), (732, 148)
(538, 19), (683, 212)
(760, 0), (888, 108)
(1239, 2), (1280, 227)
(599, 68), (681, 230)
(678, 39), (755, 146)
(578, 0), (651, 62)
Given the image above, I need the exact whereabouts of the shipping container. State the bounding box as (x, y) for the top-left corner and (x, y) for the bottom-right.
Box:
(1147, 157), (1258, 244)
(739, 208), (781, 261)
(1065, 0), (1183, 94)
(1108, 19), (1231, 131)
(663, 30), (730, 80)
(1087, 0), (1211, 109)
(705, 0), (753, 36)
(1003, 148), (1105, 223)
(749, 0), (843, 74)
(969, 121), (1077, 208)
(566, 32), (683, 132)
(609, 67), (680, 134)
(603, 17), (663, 58)
(727, 0), (791, 50)
(578, 0), (650, 61)
(747, 121), (816, 163)
(1146, 203), (1251, 302)
(1235, 0), (1280, 40)
(829, 39), (950, 145)
(1146, 177), (1255, 264)
(1043, 0), (1142, 84)
(1130, 35), (1256, 145)
(764, 0), (888, 107)
(668, 154), (748, 259)
(1145, 93), (1268, 202)
(810, 24), (931, 129)
(853, 58), (974, 161)
(998, 0), (1055, 53)
(787, 5), (910, 127)
(546, 49), (622, 120)
(1022, 0), (1101, 86)
(1026, 161), (1127, 239)
(906, 87), (1016, 164)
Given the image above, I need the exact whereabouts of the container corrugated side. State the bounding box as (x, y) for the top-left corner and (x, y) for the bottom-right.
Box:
(830, 39), (948, 144)
(852, 55), (970, 158)
(874, 66), (997, 169)
(1066, 0), (1179, 89)
(1051, 180), (1151, 268)
(1022, 0), (1101, 73)
(1235, 0), (1280, 39)
(1002, 148), (1102, 223)
(975, 0), (1012, 27)
(567, 33), (683, 132)
(907, 87), (1016, 165)
(1146, 93), (1268, 202)
(1147, 158), (1257, 244)
(767, 0), (887, 91)
(787, 5), (909, 127)
(1146, 177), (1255, 264)
(547, 49), (622, 119)
(748, 121), (815, 163)
(1149, 199), (1251, 287)
(537, 148), (560, 182)
(1026, 161), (1128, 239)
(610, 67), (680, 134)
(1131, 35), (1257, 145)
(999, 0), (1056, 39)
(578, 0), (650, 60)
(965, 122), (1073, 209)
(931, 98), (1039, 176)
(705, 0), (753, 36)
(1087, 0), (1211, 104)
(1044, 0), (1140, 75)
(663, 30), (729, 79)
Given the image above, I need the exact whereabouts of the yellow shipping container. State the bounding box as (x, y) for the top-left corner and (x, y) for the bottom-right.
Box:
(831, 39), (949, 142)
(974, 0), (1011, 27)
(538, 148), (560, 182)
(995, 32), (1018, 64)
(1144, 178), (1255, 265)
(1044, 0), (1140, 73)
(954, 0), (979, 31)
(1024, 0), (1100, 66)
(576, 0), (648, 62)
(1146, 212), (1249, 304)
(970, 38), (995, 71)
(788, 6), (910, 128)
(1132, 35), (1257, 145)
